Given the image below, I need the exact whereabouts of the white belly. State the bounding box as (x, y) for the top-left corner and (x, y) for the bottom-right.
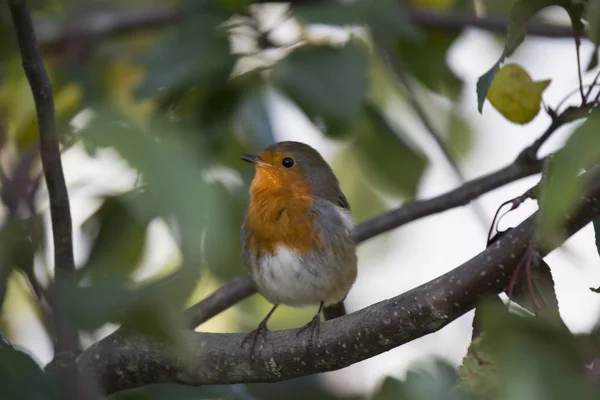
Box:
(251, 245), (341, 308)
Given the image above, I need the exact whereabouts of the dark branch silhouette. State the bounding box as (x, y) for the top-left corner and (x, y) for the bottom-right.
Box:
(7, 1), (88, 399)
(79, 168), (600, 394)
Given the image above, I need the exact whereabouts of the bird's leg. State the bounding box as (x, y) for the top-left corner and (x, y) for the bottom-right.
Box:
(296, 301), (324, 348)
(241, 304), (278, 355)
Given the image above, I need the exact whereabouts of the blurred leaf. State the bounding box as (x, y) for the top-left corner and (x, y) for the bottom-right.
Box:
(487, 63), (551, 124)
(365, 0), (423, 40)
(0, 346), (60, 400)
(447, 109), (474, 160)
(135, 8), (235, 101)
(274, 41), (367, 126)
(331, 148), (387, 224)
(374, 359), (462, 400)
(408, 0), (456, 11)
(0, 57), (82, 152)
(354, 104), (428, 198)
(0, 219), (35, 311)
(594, 218), (600, 258)
(81, 193), (151, 280)
(247, 376), (358, 400)
(293, 0), (422, 40)
(111, 383), (243, 400)
(538, 110), (600, 246)
(235, 88), (276, 150)
(203, 182), (247, 280)
(476, 63), (499, 112)
(586, 0), (600, 46)
(509, 258), (563, 324)
(586, 46), (599, 71)
(477, 0), (583, 111)
(374, 376), (405, 400)
(72, 107), (225, 340)
(395, 31), (463, 99)
(456, 299), (502, 399)
(480, 303), (598, 400)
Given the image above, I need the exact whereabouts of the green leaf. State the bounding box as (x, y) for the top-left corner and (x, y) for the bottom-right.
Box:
(274, 41), (368, 125)
(395, 31), (463, 99)
(509, 259), (563, 324)
(135, 9), (234, 101)
(447, 109), (474, 160)
(586, 46), (599, 71)
(331, 148), (387, 225)
(235, 89), (276, 150)
(538, 110), (600, 246)
(593, 218), (600, 257)
(293, 0), (422, 40)
(364, 0), (423, 41)
(109, 383), (243, 400)
(354, 104), (428, 198)
(373, 360), (461, 400)
(0, 219), (36, 311)
(203, 182), (248, 280)
(476, 0), (581, 111)
(586, 0), (600, 45)
(477, 62), (499, 112)
(247, 376), (357, 400)
(0, 346), (61, 400)
(75, 107), (226, 339)
(292, 3), (364, 26)
(479, 304), (597, 400)
(81, 193), (151, 280)
(373, 376), (405, 400)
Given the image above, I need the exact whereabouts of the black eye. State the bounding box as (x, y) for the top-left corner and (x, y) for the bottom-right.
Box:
(282, 157), (295, 168)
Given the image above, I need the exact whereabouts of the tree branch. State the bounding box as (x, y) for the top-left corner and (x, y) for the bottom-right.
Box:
(34, 5), (581, 54)
(79, 168), (600, 394)
(9, 0), (77, 356)
(184, 277), (255, 329)
(7, 1), (88, 398)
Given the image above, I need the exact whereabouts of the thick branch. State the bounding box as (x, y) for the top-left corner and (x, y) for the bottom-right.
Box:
(79, 169), (600, 393)
(35, 5), (581, 54)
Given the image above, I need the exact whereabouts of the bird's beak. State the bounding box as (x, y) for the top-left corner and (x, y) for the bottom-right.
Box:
(240, 154), (271, 167)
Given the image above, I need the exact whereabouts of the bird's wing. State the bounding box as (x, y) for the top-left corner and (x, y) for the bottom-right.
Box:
(336, 187), (351, 212)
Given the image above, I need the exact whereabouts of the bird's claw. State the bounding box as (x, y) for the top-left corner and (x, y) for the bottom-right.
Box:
(296, 314), (321, 349)
(241, 323), (269, 356)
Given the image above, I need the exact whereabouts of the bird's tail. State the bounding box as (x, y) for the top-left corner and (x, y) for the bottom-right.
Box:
(323, 302), (346, 321)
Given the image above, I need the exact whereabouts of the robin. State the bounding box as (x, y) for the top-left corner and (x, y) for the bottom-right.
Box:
(240, 141), (357, 351)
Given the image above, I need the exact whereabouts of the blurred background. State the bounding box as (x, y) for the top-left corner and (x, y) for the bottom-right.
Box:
(1, 0), (600, 399)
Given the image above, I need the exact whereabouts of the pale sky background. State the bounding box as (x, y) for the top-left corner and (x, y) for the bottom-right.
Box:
(3, 4), (600, 398)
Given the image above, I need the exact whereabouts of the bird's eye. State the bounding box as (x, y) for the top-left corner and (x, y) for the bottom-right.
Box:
(281, 157), (295, 168)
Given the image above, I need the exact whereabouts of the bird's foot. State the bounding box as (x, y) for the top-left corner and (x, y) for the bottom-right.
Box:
(241, 321), (269, 356)
(296, 313), (321, 350)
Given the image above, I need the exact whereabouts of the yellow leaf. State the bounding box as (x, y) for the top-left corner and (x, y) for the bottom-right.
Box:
(487, 63), (551, 125)
(408, 0), (455, 12)
(106, 60), (155, 123)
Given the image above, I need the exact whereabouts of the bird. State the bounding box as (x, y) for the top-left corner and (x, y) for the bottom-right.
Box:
(240, 141), (357, 352)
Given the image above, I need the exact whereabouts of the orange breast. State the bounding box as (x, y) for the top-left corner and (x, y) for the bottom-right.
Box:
(245, 170), (323, 257)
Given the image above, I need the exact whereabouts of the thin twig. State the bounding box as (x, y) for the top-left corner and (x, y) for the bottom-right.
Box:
(373, 34), (490, 232)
